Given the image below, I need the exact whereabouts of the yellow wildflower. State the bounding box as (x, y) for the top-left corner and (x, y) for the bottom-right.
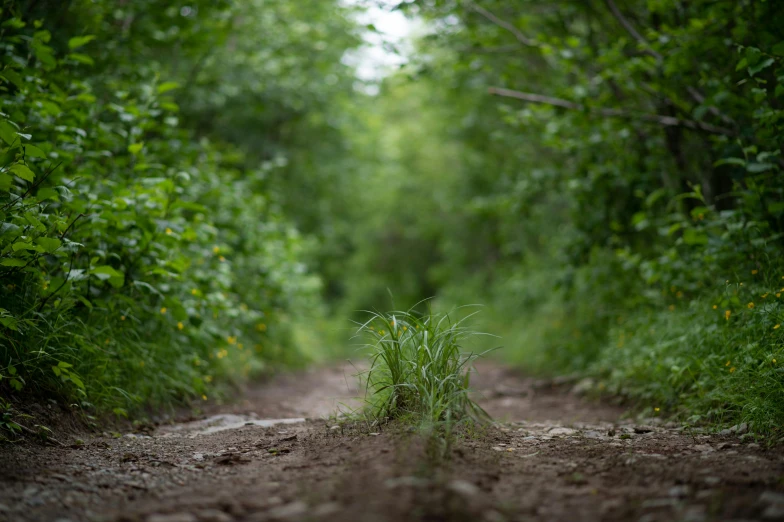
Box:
(762, 293), (769, 299)
(725, 360), (731, 366)
(202, 395), (207, 401)
(403, 326), (407, 331)
(773, 359), (777, 364)
(774, 324), (781, 330)
(140, 361), (144, 367)
(752, 269), (758, 275)
(256, 323), (267, 332)
(654, 407), (660, 412)
(712, 305), (717, 310)
(121, 315), (126, 321)
(160, 307), (167, 314)
(748, 302), (755, 309)
(219, 256), (226, 262)
(165, 227), (173, 235)
(177, 321), (184, 330)
(227, 335), (237, 345)
(725, 310), (731, 320)
(729, 367), (736, 373)
(676, 291), (683, 298)
(191, 288), (198, 295)
(668, 304), (675, 311)
(213, 246), (220, 254)
(204, 375), (212, 383)
(777, 293), (781, 298)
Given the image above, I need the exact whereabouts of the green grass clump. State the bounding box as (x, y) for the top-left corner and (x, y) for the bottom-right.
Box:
(355, 306), (492, 425)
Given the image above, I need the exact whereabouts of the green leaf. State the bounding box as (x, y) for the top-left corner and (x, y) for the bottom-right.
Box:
(772, 41), (784, 57)
(748, 58), (775, 77)
(36, 237), (62, 253)
(68, 35), (96, 50)
(9, 163), (34, 182)
(683, 229), (709, 245)
(128, 142), (144, 155)
(0, 173), (11, 192)
(68, 373), (85, 390)
(11, 242), (36, 252)
(36, 187), (59, 201)
(91, 265), (125, 287)
(0, 258), (27, 267)
(713, 157), (746, 168)
(57, 361), (73, 369)
(66, 53), (94, 66)
(0, 69), (24, 88)
(156, 82), (180, 94)
(0, 121), (18, 145)
(746, 162), (777, 173)
(24, 145), (46, 158)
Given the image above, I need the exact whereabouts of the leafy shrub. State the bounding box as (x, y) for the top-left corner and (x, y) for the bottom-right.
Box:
(0, 3), (329, 413)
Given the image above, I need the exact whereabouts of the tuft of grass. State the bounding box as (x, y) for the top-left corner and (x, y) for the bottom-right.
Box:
(355, 305), (493, 426)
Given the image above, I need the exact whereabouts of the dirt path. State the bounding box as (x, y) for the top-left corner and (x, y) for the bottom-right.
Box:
(1, 361), (784, 522)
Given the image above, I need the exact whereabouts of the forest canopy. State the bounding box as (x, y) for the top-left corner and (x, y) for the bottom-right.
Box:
(1, 0), (784, 432)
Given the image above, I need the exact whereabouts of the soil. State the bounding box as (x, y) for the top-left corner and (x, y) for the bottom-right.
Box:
(1, 361), (783, 522)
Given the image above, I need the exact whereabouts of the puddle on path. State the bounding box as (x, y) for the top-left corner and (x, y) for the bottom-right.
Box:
(157, 413), (306, 438)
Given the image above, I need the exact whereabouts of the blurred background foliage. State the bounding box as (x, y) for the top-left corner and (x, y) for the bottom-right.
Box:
(1, 0), (784, 432)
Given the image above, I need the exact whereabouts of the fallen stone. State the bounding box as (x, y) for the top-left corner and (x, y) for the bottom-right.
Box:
(763, 504), (784, 520)
(548, 427), (576, 436)
(571, 378), (595, 395)
(266, 501), (308, 519)
(447, 480), (480, 497)
(692, 444), (714, 453)
(311, 503), (340, 517)
(195, 509), (232, 522)
(147, 514), (198, 522)
(668, 485), (690, 498)
(735, 422), (749, 435)
(760, 491), (784, 505)
(641, 498), (678, 509)
(703, 476), (721, 486)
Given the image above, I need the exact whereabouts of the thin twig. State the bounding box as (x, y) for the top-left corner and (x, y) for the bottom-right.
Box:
(603, 0), (736, 127)
(487, 86), (736, 136)
(467, 2), (540, 48)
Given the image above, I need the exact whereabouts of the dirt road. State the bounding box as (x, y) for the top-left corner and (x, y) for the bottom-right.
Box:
(1, 361), (783, 522)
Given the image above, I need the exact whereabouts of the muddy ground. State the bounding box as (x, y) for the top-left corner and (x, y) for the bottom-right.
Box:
(1, 361), (783, 522)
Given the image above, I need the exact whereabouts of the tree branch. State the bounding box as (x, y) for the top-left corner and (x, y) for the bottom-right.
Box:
(603, 0), (736, 128)
(487, 87), (736, 136)
(604, 0), (662, 61)
(467, 2), (540, 48)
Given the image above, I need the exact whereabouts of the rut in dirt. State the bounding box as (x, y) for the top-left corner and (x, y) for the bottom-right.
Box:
(1, 361), (783, 522)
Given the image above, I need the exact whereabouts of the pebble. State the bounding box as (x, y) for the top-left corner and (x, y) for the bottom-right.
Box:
(548, 427), (576, 436)
(447, 479), (480, 497)
(194, 509), (232, 522)
(266, 501), (308, 519)
(668, 485), (690, 498)
(147, 514), (198, 522)
(760, 491), (784, 505)
(311, 503), (341, 517)
(763, 504), (784, 520)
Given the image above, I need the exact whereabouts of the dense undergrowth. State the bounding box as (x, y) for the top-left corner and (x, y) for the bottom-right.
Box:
(0, 0), (356, 419)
